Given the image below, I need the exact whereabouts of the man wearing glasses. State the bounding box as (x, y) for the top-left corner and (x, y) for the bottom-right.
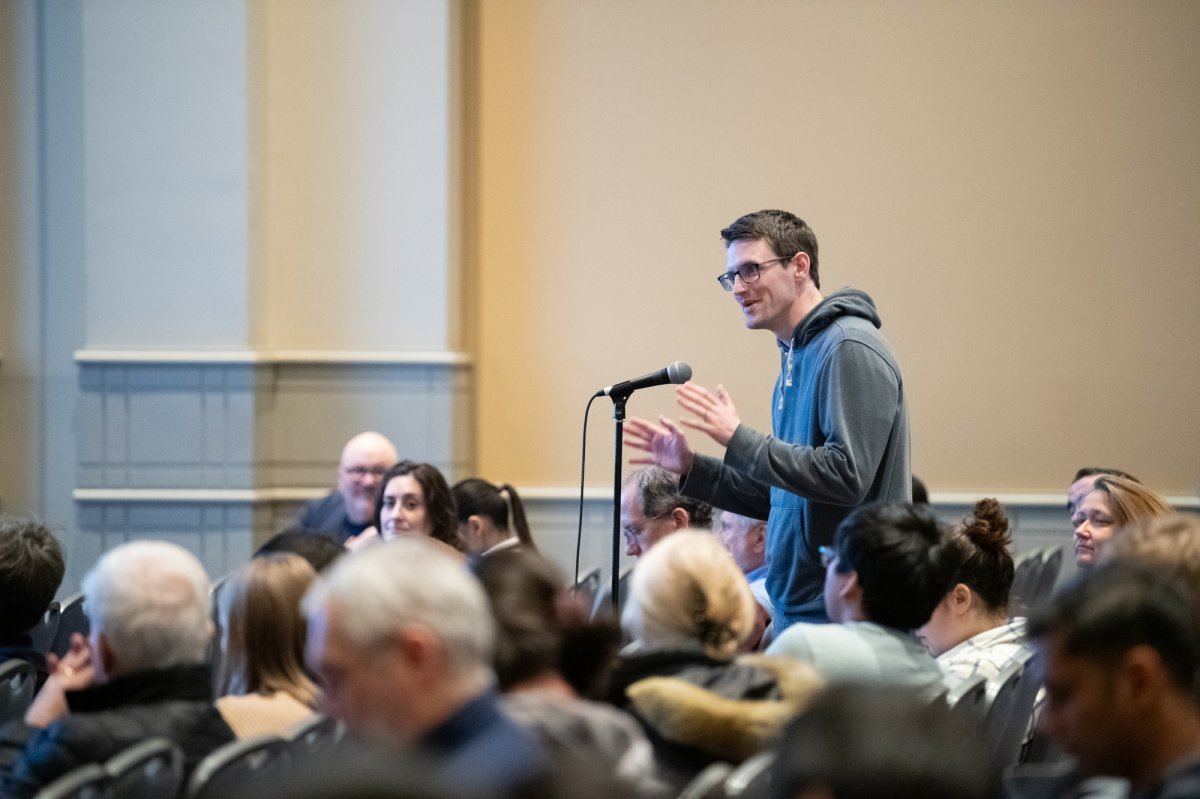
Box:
(296, 430), (398, 544)
(626, 209), (910, 633)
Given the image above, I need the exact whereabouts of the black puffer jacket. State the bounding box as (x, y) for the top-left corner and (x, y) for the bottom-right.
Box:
(605, 646), (821, 790)
(0, 663), (234, 799)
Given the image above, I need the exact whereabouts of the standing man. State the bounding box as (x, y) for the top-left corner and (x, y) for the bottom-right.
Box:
(296, 431), (398, 544)
(626, 210), (909, 630)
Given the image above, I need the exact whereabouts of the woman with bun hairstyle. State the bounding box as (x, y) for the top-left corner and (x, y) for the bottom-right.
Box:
(451, 478), (537, 557)
(917, 498), (1035, 681)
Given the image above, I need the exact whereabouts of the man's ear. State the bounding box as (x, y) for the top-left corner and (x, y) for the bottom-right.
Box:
(792, 251), (812, 284)
(749, 521), (767, 556)
(839, 570), (861, 601)
(1117, 644), (1169, 712)
(670, 507), (690, 530)
(97, 632), (118, 677)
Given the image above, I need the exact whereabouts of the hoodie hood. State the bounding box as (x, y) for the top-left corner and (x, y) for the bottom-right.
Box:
(786, 288), (882, 350)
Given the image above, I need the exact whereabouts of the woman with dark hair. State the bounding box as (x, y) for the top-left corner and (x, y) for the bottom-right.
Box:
(476, 549), (657, 794)
(215, 553), (320, 737)
(361, 460), (461, 552)
(451, 478), (536, 556)
(916, 498), (1033, 681)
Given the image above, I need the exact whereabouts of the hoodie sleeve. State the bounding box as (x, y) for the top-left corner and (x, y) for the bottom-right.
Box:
(679, 453), (771, 520)
(723, 338), (902, 506)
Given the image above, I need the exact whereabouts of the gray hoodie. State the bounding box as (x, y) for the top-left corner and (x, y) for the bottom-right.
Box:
(682, 288), (911, 625)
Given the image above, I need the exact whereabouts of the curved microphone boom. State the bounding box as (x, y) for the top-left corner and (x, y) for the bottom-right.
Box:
(596, 361), (692, 399)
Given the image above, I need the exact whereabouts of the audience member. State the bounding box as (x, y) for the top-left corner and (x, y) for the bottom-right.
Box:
(349, 460), (462, 553)
(302, 537), (544, 793)
(766, 503), (959, 700)
(621, 467), (713, 559)
(1023, 560), (1200, 798)
(714, 509), (773, 648)
(215, 553), (320, 738)
(0, 517), (65, 691)
(594, 467), (715, 619)
(1066, 467), (1138, 519)
(770, 683), (1001, 799)
(476, 549), (658, 794)
(296, 432), (398, 544)
(452, 478), (537, 557)
(917, 498), (1032, 682)
(0, 540), (234, 798)
(255, 527), (346, 573)
(609, 531), (821, 789)
(1072, 474), (1172, 567)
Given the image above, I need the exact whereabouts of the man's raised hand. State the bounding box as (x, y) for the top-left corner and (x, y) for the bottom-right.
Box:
(624, 416), (695, 475)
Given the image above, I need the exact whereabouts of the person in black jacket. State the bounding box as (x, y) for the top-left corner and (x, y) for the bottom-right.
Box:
(0, 516), (65, 692)
(0, 540), (235, 798)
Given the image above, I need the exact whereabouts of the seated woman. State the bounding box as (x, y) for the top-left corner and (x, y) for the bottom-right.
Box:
(476, 549), (656, 794)
(916, 498), (1033, 682)
(607, 531), (821, 789)
(1072, 475), (1173, 567)
(215, 552), (320, 737)
(451, 478), (536, 557)
(348, 460), (462, 554)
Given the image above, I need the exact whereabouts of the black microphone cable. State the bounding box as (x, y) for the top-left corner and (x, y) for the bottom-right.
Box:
(573, 393), (599, 590)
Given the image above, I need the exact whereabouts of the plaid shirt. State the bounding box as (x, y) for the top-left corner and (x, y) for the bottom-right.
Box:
(937, 617), (1033, 684)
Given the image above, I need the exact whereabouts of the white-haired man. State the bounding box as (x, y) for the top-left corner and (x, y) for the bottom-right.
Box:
(297, 431), (398, 544)
(0, 541), (234, 798)
(303, 537), (544, 791)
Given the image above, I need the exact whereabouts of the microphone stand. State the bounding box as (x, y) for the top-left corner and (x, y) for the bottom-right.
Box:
(609, 392), (629, 614)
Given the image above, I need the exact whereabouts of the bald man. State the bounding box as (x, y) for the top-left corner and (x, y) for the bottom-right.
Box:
(296, 432), (398, 544)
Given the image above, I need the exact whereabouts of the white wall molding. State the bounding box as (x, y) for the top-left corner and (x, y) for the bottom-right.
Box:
(74, 349), (472, 366)
(73, 487), (327, 503)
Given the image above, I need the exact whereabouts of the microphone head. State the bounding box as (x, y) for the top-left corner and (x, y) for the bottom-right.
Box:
(667, 361), (692, 385)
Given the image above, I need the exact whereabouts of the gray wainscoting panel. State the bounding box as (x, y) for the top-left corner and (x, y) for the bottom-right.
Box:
(68, 353), (473, 593)
(78, 363), (262, 490)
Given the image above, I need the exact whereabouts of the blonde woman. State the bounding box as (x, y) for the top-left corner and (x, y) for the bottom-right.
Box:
(215, 553), (320, 737)
(607, 531), (820, 789)
(1072, 475), (1173, 566)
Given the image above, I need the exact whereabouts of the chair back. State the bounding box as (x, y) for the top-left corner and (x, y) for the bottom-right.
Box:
(992, 651), (1043, 767)
(946, 673), (989, 729)
(1029, 547), (1064, 609)
(573, 568), (602, 615)
(285, 714), (343, 759)
(724, 750), (774, 798)
(983, 659), (1027, 766)
(33, 763), (112, 799)
(104, 737), (183, 799)
(677, 762), (732, 799)
(0, 658), (38, 725)
(185, 734), (289, 799)
(1008, 549), (1044, 615)
(49, 594), (90, 659)
(29, 600), (62, 654)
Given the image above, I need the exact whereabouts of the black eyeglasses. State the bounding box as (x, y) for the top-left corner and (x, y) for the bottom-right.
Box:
(717, 253), (796, 291)
(818, 545), (839, 568)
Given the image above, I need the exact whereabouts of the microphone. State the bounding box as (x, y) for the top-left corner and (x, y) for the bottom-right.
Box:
(596, 361), (692, 398)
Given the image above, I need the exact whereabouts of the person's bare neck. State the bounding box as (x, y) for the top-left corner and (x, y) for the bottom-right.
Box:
(506, 672), (576, 700)
(1125, 703), (1200, 790)
(773, 285), (825, 344)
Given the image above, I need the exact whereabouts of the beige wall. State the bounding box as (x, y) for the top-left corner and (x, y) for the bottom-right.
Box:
(471, 0), (1200, 495)
(251, 0), (457, 351)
